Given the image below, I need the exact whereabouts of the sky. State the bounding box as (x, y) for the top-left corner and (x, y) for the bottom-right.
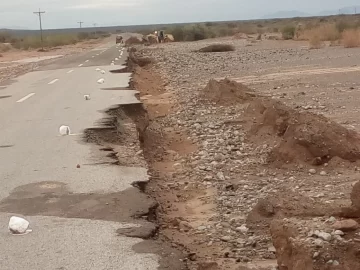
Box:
(0, 0), (359, 29)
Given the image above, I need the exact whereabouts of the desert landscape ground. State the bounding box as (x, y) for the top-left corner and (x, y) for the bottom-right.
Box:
(2, 13), (360, 270)
(123, 19), (360, 269)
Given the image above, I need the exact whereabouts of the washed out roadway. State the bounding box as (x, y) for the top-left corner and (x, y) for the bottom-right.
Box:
(0, 40), (160, 269)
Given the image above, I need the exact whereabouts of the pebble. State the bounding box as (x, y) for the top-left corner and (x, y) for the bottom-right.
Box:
(309, 169), (316, 175)
(320, 171), (327, 176)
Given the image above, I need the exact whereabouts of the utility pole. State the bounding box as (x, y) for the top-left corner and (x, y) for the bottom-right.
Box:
(78, 21), (84, 28)
(33, 8), (45, 51)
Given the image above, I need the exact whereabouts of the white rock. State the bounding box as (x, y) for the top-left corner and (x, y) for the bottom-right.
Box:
(111, 63), (115, 66)
(9, 216), (30, 234)
(84, 95), (90, 100)
(309, 169), (316, 175)
(236, 224), (249, 234)
(59, 125), (71, 136)
(317, 231), (332, 241)
(95, 68), (101, 71)
(97, 78), (105, 84)
(320, 171), (327, 176)
(100, 70), (106, 74)
(334, 230), (344, 236)
(115, 58), (119, 61)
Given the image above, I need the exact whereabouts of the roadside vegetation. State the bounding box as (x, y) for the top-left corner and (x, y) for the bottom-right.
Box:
(0, 31), (110, 51)
(133, 14), (360, 48)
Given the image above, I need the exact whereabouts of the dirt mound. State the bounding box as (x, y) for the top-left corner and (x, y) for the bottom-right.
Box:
(125, 36), (143, 46)
(245, 97), (360, 165)
(200, 78), (255, 105)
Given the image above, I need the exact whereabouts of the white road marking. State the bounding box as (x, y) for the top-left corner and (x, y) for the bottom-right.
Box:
(85, 60), (89, 62)
(48, 79), (59, 85)
(67, 70), (74, 74)
(78, 64), (83, 67)
(16, 93), (35, 103)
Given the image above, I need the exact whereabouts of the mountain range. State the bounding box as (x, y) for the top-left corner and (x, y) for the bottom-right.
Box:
(263, 6), (360, 19)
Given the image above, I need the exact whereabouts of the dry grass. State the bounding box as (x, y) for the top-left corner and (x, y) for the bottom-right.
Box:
(299, 24), (340, 42)
(198, 44), (235, 52)
(342, 29), (360, 48)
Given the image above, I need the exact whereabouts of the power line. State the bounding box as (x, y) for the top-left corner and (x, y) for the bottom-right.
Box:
(78, 21), (84, 28)
(33, 8), (45, 51)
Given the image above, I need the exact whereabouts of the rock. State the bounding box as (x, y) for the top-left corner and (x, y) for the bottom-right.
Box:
(84, 94), (90, 100)
(309, 169), (316, 175)
(317, 231), (332, 241)
(9, 216), (30, 235)
(95, 68), (101, 71)
(216, 172), (225, 181)
(220, 236), (232, 242)
(76, 164), (81, 168)
(236, 224), (249, 234)
(314, 239), (324, 247)
(333, 230), (345, 236)
(320, 171), (327, 176)
(333, 219), (359, 232)
(97, 78), (105, 84)
(101, 70), (106, 74)
(59, 125), (71, 135)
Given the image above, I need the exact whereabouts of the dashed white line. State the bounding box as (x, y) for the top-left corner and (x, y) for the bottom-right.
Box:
(48, 79), (59, 85)
(67, 70), (74, 74)
(17, 93), (35, 103)
(78, 64), (83, 67)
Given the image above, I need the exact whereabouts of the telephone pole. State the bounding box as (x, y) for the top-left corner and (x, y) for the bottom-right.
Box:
(78, 21), (84, 28)
(33, 8), (45, 51)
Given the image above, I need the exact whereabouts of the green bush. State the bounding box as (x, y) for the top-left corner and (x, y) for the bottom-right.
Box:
(282, 26), (296, 40)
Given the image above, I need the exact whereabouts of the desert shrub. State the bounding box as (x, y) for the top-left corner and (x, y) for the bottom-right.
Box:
(342, 29), (360, 48)
(282, 26), (296, 40)
(308, 34), (324, 49)
(77, 32), (90, 40)
(336, 21), (352, 33)
(0, 32), (12, 43)
(198, 44), (235, 52)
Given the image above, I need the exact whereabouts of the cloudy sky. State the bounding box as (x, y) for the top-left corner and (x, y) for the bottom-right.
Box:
(0, 0), (359, 29)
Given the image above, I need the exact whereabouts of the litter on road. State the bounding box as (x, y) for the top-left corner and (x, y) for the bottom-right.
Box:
(9, 216), (31, 235)
(59, 125), (71, 135)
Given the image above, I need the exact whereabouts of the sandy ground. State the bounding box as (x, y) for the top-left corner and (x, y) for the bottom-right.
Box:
(129, 37), (360, 270)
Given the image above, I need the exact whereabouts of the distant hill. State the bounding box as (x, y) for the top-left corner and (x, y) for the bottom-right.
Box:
(263, 10), (311, 19)
(263, 6), (360, 19)
(0, 26), (29, 31)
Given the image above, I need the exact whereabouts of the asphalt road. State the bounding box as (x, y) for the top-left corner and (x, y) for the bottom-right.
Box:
(0, 40), (160, 269)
